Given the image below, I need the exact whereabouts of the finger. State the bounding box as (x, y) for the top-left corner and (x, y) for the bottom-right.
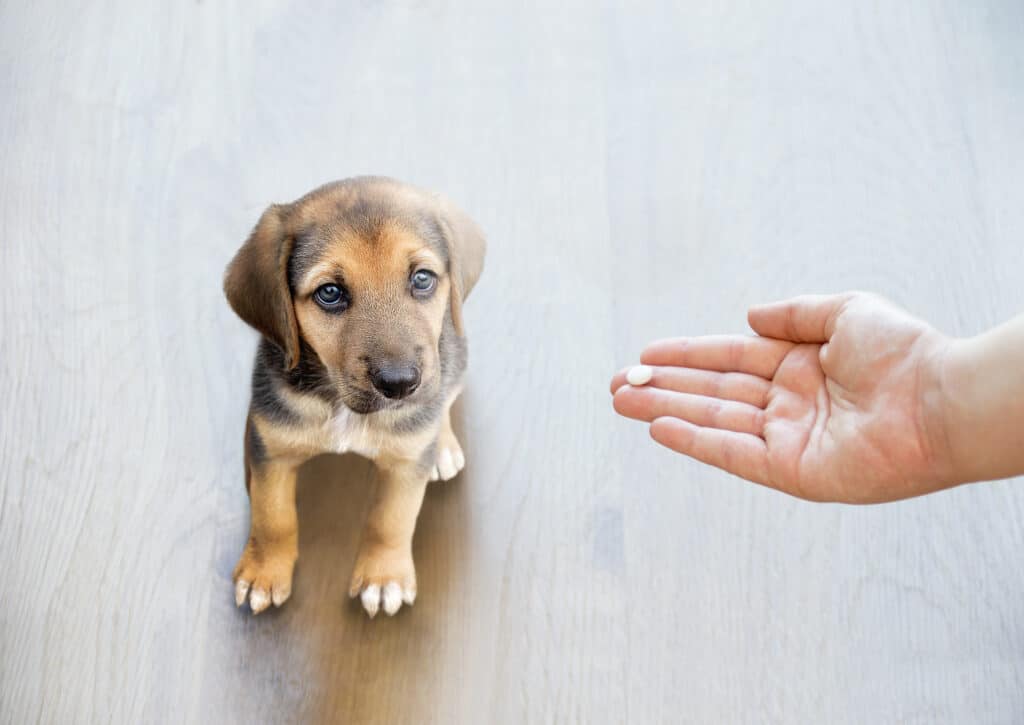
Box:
(645, 367), (770, 407)
(611, 366), (769, 406)
(614, 386), (765, 436)
(649, 417), (770, 486)
(747, 293), (856, 343)
(640, 336), (794, 379)
(610, 367), (631, 395)
(819, 342), (831, 368)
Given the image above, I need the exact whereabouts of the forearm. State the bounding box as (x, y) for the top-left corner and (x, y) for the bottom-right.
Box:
(941, 313), (1024, 484)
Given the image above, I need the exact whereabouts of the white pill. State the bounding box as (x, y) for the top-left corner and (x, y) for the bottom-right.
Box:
(626, 365), (653, 386)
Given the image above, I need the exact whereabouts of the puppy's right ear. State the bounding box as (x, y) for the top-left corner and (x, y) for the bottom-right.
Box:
(223, 204), (301, 369)
(436, 196), (486, 338)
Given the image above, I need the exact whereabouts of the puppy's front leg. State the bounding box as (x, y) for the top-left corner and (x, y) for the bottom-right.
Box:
(349, 459), (428, 617)
(234, 457), (300, 614)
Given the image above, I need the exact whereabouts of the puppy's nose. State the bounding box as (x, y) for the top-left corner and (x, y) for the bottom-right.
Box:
(369, 363), (421, 399)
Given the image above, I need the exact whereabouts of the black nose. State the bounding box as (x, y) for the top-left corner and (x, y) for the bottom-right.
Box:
(369, 364), (421, 399)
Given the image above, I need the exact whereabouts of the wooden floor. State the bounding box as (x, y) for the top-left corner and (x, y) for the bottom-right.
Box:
(3, 2), (1024, 723)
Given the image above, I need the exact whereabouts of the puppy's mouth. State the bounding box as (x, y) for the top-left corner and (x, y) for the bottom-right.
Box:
(337, 380), (425, 415)
(331, 369), (434, 415)
(342, 388), (388, 415)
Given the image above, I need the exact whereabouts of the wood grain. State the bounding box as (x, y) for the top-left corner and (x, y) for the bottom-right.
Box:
(2, 1), (1023, 722)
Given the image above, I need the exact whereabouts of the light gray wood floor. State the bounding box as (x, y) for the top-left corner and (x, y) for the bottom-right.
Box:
(3, 2), (1024, 723)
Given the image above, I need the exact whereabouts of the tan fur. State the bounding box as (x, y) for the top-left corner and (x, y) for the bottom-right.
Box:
(348, 460), (429, 601)
(291, 224), (450, 407)
(233, 460), (300, 613)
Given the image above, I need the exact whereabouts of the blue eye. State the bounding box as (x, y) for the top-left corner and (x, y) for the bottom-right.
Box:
(314, 284), (348, 310)
(411, 270), (437, 297)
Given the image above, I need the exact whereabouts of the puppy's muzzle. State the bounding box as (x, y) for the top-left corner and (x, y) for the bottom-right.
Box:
(369, 363), (421, 400)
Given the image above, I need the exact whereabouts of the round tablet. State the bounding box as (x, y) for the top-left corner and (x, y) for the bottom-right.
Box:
(626, 365), (653, 386)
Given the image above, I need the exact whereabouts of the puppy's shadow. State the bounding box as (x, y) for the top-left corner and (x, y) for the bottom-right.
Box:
(288, 400), (472, 722)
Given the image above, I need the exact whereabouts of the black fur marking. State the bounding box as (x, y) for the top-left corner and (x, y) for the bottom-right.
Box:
(438, 315), (468, 388)
(343, 197), (395, 242)
(246, 419), (267, 467)
(250, 350), (299, 424)
(391, 393), (443, 435)
(288, 227), (330, 292)
(250, 338), (337, 424)
(344, 388), (385, 415)
(411, 211), (450, 265)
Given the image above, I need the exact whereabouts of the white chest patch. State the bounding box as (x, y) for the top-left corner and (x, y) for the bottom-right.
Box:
(329, 407), (382, 459)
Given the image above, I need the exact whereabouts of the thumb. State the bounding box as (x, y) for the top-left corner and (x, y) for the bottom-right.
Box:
(747, 293), (855, 343)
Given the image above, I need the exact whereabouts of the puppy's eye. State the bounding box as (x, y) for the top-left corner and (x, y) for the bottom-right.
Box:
(410, 270), (437, 298)
(314, 283), (348, 311)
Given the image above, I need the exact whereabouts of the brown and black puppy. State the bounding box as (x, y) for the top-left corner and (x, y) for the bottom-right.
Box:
(224, 176), (485, 617)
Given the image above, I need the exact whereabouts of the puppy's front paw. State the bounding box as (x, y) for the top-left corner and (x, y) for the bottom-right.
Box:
(233, 540), (297, 615)
(429, 430), (465, 482)
(348, 544), (417, 618)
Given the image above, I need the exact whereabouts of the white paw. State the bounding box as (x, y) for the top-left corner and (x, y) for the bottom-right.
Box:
(429, 440), (465, 482)
(233, 544), (296, 615)
(349, 547), (417, 618)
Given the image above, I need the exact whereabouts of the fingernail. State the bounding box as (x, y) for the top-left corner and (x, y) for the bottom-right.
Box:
(626, 365), (653, 386)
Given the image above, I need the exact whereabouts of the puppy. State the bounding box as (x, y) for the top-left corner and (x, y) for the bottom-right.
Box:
(224, 177), (485, 617)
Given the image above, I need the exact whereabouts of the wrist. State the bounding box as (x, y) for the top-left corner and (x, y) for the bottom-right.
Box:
(935, 316), (1024, 485)
(934, 333), (997, 486)
(917, 333), (964, 489)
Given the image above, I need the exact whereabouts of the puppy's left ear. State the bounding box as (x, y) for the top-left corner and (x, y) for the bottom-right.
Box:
(437, 197), (486, 337)
(223, 204), (301, 369)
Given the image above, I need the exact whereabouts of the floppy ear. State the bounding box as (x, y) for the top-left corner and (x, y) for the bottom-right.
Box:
(223, 204), (301, 369)
(437, 197), (486, 337)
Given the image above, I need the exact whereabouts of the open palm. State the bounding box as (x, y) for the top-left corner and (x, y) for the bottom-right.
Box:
(612, 294), (955, 503)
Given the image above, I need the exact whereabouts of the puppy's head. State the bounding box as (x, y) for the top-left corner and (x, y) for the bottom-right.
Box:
(224, 177), (484, 414)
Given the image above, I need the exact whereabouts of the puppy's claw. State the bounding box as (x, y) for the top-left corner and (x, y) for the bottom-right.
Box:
(382, 582), (403, 616)
(453, 449), (466, 472)
(437, 449), (455, 479)
(249, 587), (270, 614)
(271, 585), (291, 607)
(402, 586), (417, 605)
(361, 584), (381, 618)
(233, 544), (297, 614)
(235, 579), (251, 607)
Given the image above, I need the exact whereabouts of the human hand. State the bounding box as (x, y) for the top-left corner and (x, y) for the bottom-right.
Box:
(611, 293), (958, 503)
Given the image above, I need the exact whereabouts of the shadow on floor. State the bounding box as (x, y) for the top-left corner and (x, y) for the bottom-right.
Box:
(226, 400), (476, 722)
